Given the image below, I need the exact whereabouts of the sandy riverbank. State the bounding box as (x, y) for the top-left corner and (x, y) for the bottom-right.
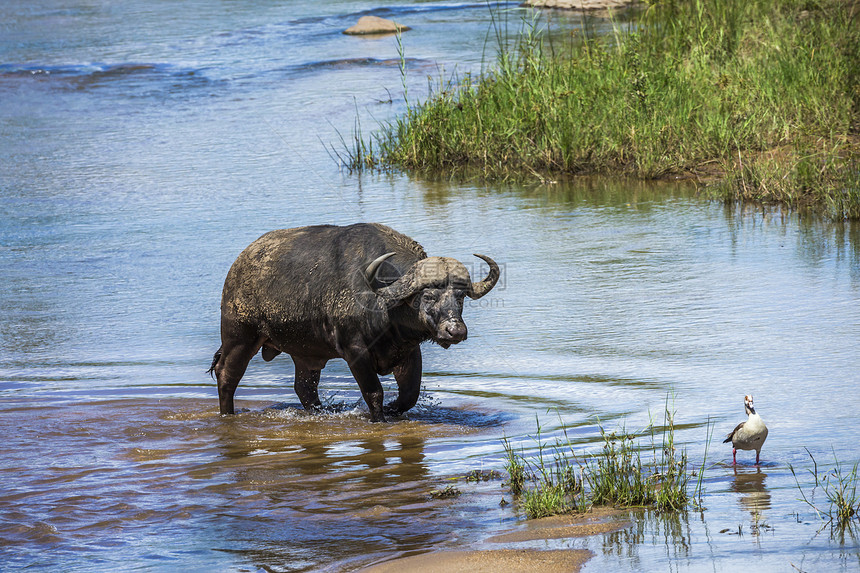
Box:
(359, 508), (631, 572)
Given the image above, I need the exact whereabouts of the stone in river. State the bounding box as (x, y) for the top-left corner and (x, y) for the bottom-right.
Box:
(343, 16), (411, 36)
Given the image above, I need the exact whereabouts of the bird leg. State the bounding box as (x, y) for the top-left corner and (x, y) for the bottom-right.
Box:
(732, 448), (737, 465)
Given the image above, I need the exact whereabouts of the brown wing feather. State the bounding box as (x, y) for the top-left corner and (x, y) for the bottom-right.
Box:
(723, 421), (745, 443)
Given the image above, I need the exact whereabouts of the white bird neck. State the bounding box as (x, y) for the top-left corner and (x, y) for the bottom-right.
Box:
(746, 411), (765, 429)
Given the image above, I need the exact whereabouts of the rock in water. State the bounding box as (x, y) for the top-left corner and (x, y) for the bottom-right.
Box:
(343, 16), (411, 36)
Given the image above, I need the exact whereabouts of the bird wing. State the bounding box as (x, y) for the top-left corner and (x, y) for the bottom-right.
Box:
(723, 421), (745, 443)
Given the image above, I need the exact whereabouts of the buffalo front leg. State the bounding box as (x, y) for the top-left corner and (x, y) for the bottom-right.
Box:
(344, 352), (386, 423)
(214, 338), (264, 415)
(293, 361), (322, 410)
(386, 346), (422, 417)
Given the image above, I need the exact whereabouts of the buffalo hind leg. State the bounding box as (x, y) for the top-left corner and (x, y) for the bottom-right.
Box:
(294, 361), (322, 410)
(386, 346), (422, 417)
(214, 338), (264, 415)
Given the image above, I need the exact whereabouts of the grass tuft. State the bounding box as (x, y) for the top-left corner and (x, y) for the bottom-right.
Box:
(790, 448), (860, 533)
(504, 421), (585, 518)
(503, 401), (696, 519)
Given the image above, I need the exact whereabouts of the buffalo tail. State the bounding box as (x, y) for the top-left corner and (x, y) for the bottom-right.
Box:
(207, 346), (222, 379)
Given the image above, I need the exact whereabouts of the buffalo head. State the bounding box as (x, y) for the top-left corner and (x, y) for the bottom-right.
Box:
(365, 253), (500, 348)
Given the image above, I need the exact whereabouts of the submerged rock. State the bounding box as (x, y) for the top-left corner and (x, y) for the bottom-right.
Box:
(343, 16), (411, 36)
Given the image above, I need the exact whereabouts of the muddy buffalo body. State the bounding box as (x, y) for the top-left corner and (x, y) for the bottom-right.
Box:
(209, 223), (500, 422)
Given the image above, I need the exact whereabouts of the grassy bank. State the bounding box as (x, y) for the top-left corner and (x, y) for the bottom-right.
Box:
(352, 0), (860, 219)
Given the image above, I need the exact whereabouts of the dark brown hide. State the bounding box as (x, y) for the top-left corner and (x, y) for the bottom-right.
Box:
(210, 223), (499, 422)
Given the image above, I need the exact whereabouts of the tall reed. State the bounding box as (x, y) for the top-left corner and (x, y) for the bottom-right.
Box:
(790, 448), (860, 532)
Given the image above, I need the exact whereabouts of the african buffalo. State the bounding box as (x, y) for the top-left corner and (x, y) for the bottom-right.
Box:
(209, 223), (500, 422)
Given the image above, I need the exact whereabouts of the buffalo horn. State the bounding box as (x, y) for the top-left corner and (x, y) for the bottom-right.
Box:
(364, 252), (396, 285)
(468, 254), (500, 299)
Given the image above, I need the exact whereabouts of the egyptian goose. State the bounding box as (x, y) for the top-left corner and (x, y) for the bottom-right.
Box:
(723, 395), (768, 465)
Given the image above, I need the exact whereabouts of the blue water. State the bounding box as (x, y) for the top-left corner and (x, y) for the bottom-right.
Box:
(2, 1), (860, 571)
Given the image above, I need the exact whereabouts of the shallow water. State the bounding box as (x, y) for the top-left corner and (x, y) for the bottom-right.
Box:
(2, 1), (860, 571)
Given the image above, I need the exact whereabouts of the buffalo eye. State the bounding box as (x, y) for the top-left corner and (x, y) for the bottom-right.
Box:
(410, 291), (432, 310)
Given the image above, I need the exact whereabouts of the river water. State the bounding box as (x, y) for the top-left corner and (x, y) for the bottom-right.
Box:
(1, 1), (859, 572)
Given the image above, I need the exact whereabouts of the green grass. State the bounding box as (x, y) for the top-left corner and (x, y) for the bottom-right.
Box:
(790, 448), (860, 533)
(503, 402), (695, 519)
(348, 0), (860, 219)
(504, 423), (585, 518)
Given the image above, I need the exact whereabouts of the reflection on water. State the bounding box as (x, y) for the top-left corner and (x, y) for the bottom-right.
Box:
(732, 467), (771, 515)
(0, 399), (505, 572)
(414, 174), (700, 212)
(731, 467), (772, 538)
(601, 510), (694, 569)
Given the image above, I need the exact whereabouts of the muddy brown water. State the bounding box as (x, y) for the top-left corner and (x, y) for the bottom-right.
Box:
(2, 1), (860, 571)
(1, 398), (506, 570)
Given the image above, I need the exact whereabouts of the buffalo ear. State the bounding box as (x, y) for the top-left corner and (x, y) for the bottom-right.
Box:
(378, 277), (420, 309)
(375, 261), (423, 306)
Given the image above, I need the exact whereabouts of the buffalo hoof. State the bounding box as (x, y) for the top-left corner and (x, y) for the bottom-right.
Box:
(383, 405), (407, 420)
